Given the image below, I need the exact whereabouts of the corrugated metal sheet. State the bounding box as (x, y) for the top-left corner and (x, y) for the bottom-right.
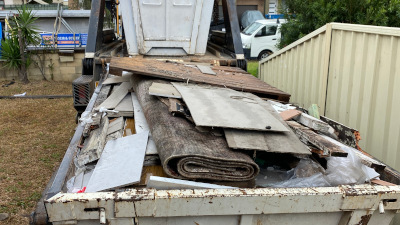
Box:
(259, 23), (400, 171)
(325, 24), (400, 169)
(259, 25), (330, 112)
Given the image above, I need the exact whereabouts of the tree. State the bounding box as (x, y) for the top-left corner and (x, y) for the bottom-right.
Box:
(1, 6), (40, 83)
(278, 0), (400, 49)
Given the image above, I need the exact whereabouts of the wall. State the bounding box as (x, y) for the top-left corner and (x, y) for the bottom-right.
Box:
(259, 23), (400, 173)
(0, 51), (84, 82)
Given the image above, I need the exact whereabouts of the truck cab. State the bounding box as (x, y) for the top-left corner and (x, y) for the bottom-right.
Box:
(241, 19), (284, 60)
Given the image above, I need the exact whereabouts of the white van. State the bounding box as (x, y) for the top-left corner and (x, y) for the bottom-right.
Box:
(241, 19), (285, 60)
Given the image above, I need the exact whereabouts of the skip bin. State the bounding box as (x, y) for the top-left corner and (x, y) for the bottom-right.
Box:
(120, 0), (213, 56)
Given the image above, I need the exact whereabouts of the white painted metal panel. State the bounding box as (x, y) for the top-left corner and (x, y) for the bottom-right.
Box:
(124, 0), (213, 55)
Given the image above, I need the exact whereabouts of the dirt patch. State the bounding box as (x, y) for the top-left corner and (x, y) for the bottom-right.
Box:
(0, 81), (76, 224)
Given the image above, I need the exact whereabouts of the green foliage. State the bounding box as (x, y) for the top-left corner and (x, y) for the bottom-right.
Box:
(1, 37), (22, 69)
(1, 6), (39, 76)
(278, 0), (400, 48)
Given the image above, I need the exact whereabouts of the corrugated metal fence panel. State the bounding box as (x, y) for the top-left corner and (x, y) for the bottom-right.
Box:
(325, 26), (400, 169)
(259, 22), (400, 171)
(260, 26), (329, 112)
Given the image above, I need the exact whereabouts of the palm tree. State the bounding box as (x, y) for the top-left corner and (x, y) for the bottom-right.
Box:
(1, 6), (39, 83)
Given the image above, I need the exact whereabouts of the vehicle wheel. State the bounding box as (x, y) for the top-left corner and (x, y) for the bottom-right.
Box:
(258, 50), (273, 61)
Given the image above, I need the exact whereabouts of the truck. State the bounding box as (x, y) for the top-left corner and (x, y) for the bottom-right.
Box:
(30, 1), (400, 225)
(241, 19), (285, 60)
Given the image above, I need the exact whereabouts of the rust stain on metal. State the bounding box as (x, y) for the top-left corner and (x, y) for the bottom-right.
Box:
(358, 214), (372, 225)
(110, 57), (291, 101)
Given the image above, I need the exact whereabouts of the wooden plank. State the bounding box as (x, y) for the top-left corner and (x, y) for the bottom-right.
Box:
(371, 179), (396, 186)
(123, 118), (136, 137)
(107, 93), (135, 117)
(86, 131), (149, 192)
(149, 82), (182, 99)
(110, 57), (291, 101)
(102, 75), (131, 85)
(287, 121), (348, 157)
(280, 109), (301, 121)
(131, 93), (158, 155)
(173, 83), (289, 132)
(224, 129), (269, 151)
(107, 117), (124, 135)
(197, 65), (216, 75)
(139, 165), (167, 186)
(77, 117), (110, 167)
(147, 176), (236, 190)
(95, 82), (132, 110)
(295, 113), (338, 139)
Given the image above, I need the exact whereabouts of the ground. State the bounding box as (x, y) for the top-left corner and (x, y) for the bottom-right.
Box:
(247, 61), (258, 77)
(0, 80), (76, 225)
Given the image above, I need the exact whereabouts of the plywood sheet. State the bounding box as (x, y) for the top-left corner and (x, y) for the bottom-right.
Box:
(149, 82), (182, 99)
(224, 129), (269, 151)
(172, 83), (289, 132)
(109, 57), (290, 101)
(131, 93), (158, 155)
(86, 131), (149, 192)
(95, 82), (132, 110)
(223, 98), (311, 155)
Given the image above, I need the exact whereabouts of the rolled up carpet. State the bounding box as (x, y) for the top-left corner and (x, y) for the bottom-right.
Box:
(131, 75), (259, 181)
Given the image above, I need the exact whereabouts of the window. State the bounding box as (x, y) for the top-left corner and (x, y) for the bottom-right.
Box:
(256, 25), (277, 37)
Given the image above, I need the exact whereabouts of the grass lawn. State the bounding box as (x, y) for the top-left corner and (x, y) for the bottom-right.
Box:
(0, 80), (76, 225)
(247, 61), (259, 77)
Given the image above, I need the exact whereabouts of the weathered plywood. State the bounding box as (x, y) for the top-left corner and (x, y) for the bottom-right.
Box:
(86, 131), (149, 192)
(173, 83), (289, 132)
(95, 82), (132, 110)
(287, 121), (347, 157)
(224, 100), (311, 155)
(224, 129), (269, 151)
(77, 117), (110, 167)
(149, 82), (182, 99)
(110, 57), (291, 101)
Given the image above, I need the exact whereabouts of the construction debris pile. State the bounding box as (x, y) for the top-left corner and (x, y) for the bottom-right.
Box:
(67, 58), (388, 193)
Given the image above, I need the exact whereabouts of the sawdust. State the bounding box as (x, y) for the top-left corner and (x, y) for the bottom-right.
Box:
(0, 80), (76, 224)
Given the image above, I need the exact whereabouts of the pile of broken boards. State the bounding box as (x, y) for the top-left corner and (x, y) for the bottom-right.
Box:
(69, 58), (387, 193)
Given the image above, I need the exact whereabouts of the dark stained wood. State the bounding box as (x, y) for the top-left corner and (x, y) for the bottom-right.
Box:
(111, 57), (290, 101)
(130, 75), (259, 181)
(287, 121), (348, 157)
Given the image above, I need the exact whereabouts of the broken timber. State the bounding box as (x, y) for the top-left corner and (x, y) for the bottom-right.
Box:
(287, 121), (348, 157)
(110, 57), (290, 101)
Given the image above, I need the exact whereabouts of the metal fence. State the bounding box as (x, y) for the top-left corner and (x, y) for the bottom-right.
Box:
(260, 23), (400, 172)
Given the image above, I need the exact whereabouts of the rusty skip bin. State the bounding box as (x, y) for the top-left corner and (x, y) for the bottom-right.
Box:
(45, 185), (400, 225)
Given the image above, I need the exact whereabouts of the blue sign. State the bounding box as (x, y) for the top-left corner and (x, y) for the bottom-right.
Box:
(40, 33), (88, 48)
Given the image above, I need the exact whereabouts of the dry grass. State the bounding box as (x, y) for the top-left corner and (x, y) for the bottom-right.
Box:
(0, 80), (76, 225)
